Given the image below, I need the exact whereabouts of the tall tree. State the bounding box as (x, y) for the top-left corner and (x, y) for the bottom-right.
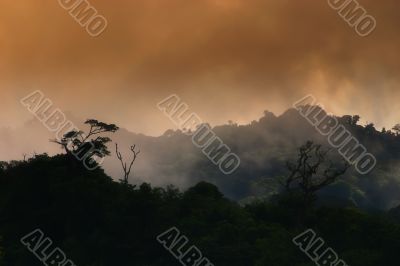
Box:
(285, 141), (350, 202)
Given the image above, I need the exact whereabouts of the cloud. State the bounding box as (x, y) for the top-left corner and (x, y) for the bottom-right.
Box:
(1, 0), (400, 134)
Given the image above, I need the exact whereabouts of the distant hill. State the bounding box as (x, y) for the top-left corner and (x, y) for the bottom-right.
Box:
(102, 107), (400, 210)
(2, 107), (400, 209)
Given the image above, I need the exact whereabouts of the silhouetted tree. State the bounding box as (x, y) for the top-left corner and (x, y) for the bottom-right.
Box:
(2, 155), (400, 265)
(285, 141), (350, 202)
(115, 143), (140, 185)
(341, 115), (353, 125)
(340, 115), (360, 126)
(392, 124), (400, 136)
(365, 123), (376, 135)
(352, 115), (360, 125)
(52, 119), (119, 162)
(0, 162), (7, 174)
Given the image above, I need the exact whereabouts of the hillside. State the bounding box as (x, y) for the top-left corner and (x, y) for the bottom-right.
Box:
(2, 107), (400, 209)
(1, 155), (400, 265)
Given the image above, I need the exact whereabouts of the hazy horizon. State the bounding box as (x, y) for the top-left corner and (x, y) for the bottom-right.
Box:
(1, 0), (400, 135)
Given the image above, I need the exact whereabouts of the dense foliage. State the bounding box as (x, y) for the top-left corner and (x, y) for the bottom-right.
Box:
(0, 155), (400, 265)
(99, 108), (400, 210)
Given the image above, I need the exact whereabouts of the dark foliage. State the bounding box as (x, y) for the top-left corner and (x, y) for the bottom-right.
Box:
(0, 155), (400, 265)
(52, 119), (119, 160)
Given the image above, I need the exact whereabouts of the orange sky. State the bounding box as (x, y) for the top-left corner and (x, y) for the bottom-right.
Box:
(1, 0), (399, 135)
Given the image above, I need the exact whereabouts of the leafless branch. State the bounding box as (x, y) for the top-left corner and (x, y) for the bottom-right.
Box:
(115, 143), (140, 184)
(285, 141), (349, 200)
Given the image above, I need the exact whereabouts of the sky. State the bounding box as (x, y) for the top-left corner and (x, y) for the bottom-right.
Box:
(1, 0), (400, 135)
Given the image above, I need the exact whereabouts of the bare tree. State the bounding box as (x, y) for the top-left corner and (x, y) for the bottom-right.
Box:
(286, 141), (350, 202)
(115, 143), (140, 185)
